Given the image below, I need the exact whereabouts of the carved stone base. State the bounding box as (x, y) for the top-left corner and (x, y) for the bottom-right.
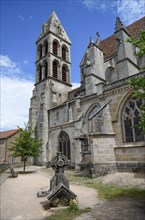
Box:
(47, 183), (77, 208)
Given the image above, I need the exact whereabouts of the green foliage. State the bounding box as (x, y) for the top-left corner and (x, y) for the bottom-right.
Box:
(48, 207), (91, 220)
(127, 30), (145, 133)
(88, 182), (145, 201)
(43, 169), (145, 202)
(67, 198), (79, 213)
(10, 122), (43, 171)
(129, 76), (145, 133)
(127, 30), (145, 58)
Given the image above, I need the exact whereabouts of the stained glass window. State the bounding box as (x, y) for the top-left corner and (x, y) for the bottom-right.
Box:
(58, 130), (71, 159)
(122, 98), (145, 142)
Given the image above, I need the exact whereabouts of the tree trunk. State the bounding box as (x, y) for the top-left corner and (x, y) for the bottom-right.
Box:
(23, 158), (26, 172)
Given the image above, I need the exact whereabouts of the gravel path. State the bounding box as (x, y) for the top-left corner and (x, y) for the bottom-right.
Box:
(0, 166), (98, 220)
(0, 166), (145, 220)
(75, 172), (145, 220)
(75, 197), (145, 220)
(94, 172), (145, 189)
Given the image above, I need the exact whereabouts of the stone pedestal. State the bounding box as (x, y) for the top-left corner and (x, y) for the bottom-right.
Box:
(37, 152), (77, 208)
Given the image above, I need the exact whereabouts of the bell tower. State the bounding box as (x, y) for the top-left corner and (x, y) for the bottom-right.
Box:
(29, 11), (72, 165)
(35, 10), (72, 89)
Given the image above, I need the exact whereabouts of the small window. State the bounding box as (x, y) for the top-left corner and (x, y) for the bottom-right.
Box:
(62, 45), (67, 61)
(38, 44), (42, 59)
(105, 67), (116, 83)
(56, 111), (59, 120)
(44, 40), (48, 55)
(81, 136), (89, 152)
(53, 41), (58, 56)
(44, 62), (48, 78)
(38, 65), (42, 81)
(62, 65), (67, 82)
(53, 61), (58, 78)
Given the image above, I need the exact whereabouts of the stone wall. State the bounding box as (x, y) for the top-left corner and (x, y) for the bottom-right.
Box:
(115, 146), (145, 172)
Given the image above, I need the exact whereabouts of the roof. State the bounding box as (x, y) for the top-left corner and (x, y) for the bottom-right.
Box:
(0, 129), (20, 139)
(100, 16), (145, 60)
(36, 10), (71, 44)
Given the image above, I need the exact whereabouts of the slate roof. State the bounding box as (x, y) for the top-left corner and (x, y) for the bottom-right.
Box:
(100, 16), (145, 60)
(0, 129), (20, 139)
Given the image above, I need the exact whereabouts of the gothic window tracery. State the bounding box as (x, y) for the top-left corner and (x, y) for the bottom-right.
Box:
(122, 98), (145, 142)
(58, 130), (71, 159)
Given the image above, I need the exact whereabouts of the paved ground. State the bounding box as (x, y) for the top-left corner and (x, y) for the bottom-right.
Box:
(0, 166), (98, 220)
(0, 166), (145, 220)
(75, 197), (145, 220)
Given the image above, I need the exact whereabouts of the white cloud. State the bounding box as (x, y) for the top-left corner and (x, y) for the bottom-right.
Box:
(0, 55), (20, 74)
(19, 14), (25, 22)
(82, 0), (145, 25)
(117, 0), (145, 25)
(72, 82), (80, 89)
(0, 54), (22, 80)
(0, 55), (34, 131)
(82, 0), (116, 11)
(23, 60), (28, 64)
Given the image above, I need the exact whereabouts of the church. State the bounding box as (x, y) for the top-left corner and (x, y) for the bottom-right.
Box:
(29, 11), (145, 176)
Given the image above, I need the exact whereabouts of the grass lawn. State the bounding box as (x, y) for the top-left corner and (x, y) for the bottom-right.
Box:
(41, 168), (145, 220)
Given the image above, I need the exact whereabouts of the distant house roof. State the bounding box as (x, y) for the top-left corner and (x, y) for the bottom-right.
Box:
(0, 129), (20, 139)
(100, 16), (145, 60)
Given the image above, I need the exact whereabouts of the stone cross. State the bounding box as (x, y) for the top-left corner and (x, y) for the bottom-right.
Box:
(51, 152), (69, 175)
(37, 152), (77, 208)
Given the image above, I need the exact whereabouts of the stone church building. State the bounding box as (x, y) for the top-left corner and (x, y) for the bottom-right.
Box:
(29, 11), (145, 175)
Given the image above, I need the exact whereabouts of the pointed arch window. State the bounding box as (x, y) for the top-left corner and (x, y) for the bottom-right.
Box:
(122, 98), (145, 142)
(38, 44), (42, 59)
(62, 45), (67, 61)
(105, 67), (117, 83)
(58, 130), (71, 160)
(88, 104), (103, 134)
(44, 61), (48, 78)
(53, 60), (58, 78)
(53, 41), (58, 56)
(44, 40), (48, 55)
(62, 65), (67, 82)
(38, 64), (42, 81)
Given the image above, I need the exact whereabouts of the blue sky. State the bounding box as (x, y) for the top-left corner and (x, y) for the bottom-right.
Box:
(1, 0), (145, 131)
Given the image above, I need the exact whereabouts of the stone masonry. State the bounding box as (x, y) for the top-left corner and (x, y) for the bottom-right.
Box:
(29, 11), (145, 175)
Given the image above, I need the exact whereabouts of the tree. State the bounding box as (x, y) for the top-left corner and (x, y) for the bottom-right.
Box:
(128, 30), (145, 133)
(10, 123), (43, 172)
(129, 76), (145, 134)
(127, 30), (145, 59)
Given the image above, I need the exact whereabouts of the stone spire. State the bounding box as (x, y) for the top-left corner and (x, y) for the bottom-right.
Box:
(95, 32), (101, 46)
(115, 17), (124, 32)
(37, 10), (71, 44)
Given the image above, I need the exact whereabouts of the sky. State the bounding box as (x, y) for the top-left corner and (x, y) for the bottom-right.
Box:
(1, 0), (145, 131)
